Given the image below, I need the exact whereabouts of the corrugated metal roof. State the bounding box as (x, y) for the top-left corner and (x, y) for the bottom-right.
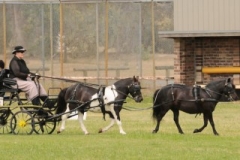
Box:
(158, 30), (240, 38)
(0, 0), (173, 2)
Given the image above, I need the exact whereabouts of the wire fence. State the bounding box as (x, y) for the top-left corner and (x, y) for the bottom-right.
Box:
(0, 0), (174, 95)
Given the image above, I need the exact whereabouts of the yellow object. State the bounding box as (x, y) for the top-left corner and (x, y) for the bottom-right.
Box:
(19, 120), (26, 127)
(202, 67), (240, 74)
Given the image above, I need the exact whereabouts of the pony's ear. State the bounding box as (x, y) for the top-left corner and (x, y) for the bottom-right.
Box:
(225, 77), (232, 85)
(133, 76), (136, 81)
(133, 76), (139, 82)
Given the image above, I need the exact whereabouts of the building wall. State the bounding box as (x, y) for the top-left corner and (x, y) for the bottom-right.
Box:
(174, 37), (240, 85)
(174, 38), (195, 85)
(174, 0), (240, 31)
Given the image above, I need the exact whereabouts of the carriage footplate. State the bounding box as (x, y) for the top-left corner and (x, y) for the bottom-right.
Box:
(37, 108), (49, 118)
(42, 98), (58, 109)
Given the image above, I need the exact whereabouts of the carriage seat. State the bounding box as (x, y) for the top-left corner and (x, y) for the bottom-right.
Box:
(0, 69), (20, 96)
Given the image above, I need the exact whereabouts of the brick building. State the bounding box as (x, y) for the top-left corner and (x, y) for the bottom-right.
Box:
(159, 0), (240, 85)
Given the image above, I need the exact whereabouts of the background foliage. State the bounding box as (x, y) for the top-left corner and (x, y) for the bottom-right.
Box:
(0, 2), (173, 59)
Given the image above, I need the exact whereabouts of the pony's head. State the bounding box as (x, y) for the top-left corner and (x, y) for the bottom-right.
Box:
(128, 76), (143, 102)
(223, 78), (239, 101)
(205, 78), (239, 101)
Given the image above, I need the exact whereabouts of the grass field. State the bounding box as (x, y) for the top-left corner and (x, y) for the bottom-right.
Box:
(1, 97), (240, 160)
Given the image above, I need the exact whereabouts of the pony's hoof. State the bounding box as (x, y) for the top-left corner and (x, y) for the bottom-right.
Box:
(120, 131), (126, 135)
(57, 131), (61, 134)
(193, 129), (199, 133)
(98, 129), (103, 133)
(152, 130), (157, 134)
(85, 132), (90, 135)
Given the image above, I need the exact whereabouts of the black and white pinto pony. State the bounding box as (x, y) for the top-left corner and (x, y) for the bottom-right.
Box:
(56, 76), (143, 135)
(152, 78), (238, 135)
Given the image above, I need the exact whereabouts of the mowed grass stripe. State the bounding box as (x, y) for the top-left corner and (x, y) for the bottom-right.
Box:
(0, 100), (240, 160)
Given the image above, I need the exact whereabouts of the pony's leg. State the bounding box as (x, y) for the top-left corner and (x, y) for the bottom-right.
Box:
(193, 113), (208, 134)
(99, 116), (115, 133)
(172, 110), (184, 134)
(152, 109), (168, 134)
(99, 108), (126, 135)
(78, 112), (89, 135)
(208, 113), (219, 135)
(111, 107), (126, 134)
(83, 112), (87, 121)
(57, 104), (70, 134)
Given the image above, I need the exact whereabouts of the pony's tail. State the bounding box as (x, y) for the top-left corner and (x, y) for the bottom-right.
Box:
(152, 89), (161, 120)
(55, 87), (68, 115)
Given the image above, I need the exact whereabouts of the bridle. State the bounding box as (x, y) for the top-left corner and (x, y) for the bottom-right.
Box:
(205, 83), (235, 101)
(110, 81), (142, 101)
(127, 82), (142, 101)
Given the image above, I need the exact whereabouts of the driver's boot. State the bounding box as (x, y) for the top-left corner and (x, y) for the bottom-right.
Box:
(32, 97), (41, 105)
(39, 96), (48, 103)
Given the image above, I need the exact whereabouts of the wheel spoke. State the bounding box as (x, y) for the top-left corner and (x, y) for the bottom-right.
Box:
(11, 111), (34, 135)
(33, 112), (56, 134)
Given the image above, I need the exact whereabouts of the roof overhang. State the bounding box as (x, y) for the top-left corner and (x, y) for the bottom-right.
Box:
(158, 30), (240, 38)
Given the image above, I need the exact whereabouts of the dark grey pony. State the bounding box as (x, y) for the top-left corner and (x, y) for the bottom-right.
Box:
(152, 78), (238, 135)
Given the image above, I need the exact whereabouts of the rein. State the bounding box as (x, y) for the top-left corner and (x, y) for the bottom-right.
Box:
(205, 87), (223, 97)
(205, 87), (233, 101)
(110, 86), (135, 101)
(122, 102), (171, 111)
(39, 75), (103, 87)
(66, 99), (126, 111)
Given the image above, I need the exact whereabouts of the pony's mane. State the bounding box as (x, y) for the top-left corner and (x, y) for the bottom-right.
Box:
(164, 83), (187, 89)
(205, 79), (235, 89)
(114, 77), (133, 85)
(205, 79), (224, 88)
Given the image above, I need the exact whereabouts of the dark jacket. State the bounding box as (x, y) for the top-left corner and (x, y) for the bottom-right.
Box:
(9, 56), (31, 80)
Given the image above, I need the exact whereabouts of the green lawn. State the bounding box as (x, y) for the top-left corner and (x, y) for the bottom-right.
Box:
(0, 98), (240, 160)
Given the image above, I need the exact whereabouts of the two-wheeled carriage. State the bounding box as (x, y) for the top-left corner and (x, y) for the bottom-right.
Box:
(0, 83), (61, 135)
(0, 74), (105, 135)
(10, 87), (61, 135)
(0, 69), (63, 135)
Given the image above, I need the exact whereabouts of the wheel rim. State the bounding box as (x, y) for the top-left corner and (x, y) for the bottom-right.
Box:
(0, 111), (15, 134)
(11, 111), (34, 135)
(33, 112), (56, 134)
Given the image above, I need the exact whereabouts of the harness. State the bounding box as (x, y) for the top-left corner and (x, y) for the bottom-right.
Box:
(69, 83), (80, 100)
(192, 83), (202, 114)
(110, 86), (123, 107)
(69, 83), (106, 118)
(97, 86), (106, 120)
(192, 83), (201, 101)
(167, 84), (205, 115)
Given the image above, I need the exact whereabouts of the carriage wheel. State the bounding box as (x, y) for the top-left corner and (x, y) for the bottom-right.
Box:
(11, 111), (34, 135)
(0, 110), (16, 134)
(33, 111), (56, 134)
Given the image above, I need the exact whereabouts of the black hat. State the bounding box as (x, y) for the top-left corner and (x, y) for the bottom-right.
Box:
(12, 46), (26, 54)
